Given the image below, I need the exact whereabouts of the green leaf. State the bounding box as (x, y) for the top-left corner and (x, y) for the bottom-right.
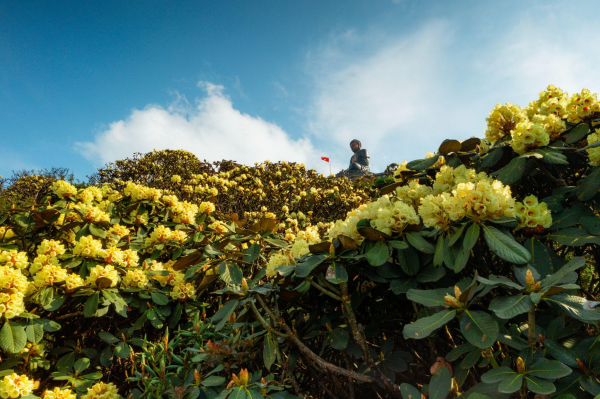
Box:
(547, 227), (600, 246)
(242, 243), (261, 263)
(480, 147), (504, 169)
(482, 225), (530, 264)
(439, 139), (462, 155)
(365, 241), (391, 267)
(295, 254), (327, 277)
(541, 256), (586, 288)
(498, 374), (523, 394)
(98, 332), (120, 344)
(463, 223), (480, 251)
(524, 238), (554, 278)
(453, 247), (470, 273)
(460, 310), (498, 349)
(329, 328), (349, 350)
(581, 216), (600, 235)
(580, 376), (600, 396)
(429, 366), (452, 399)
(407, 155), (440, 170)
(406, 232), (435, 254)
(219, 262), (243, 285)
(398, 247), (420, 276)
(74, 357), (91, 374)
(201, 376), (226, 387)
(390, 278), (418, 295)
(543, 294), (600, 322)
(406, 288), (450, 307)
(403, 309), (456, 340)
(496, 157), (527, 185)
(211, 299), (239, 323)
(25, 320), (44, 344)
(89, 224), (106, 239)
(400, 383), (421, 399)
(528, 358), (572, 379)
(114, 341), (131, 358)
(577, 166), (600, 201)
(551, 204), (594, 229)
(481, 366), (517, 383)
(477, 275), (524, 290)
(525, 376), (556, 395)
(489, 295), (534, 319)
(534, 148), (568, 164)
(543, 339), (578, 367)
(0, 321), (27, 354)
(151, 292), (170, 306)
(83, 292), (100, 317)
(416, 264), (446, 283)
(56, 352), (75, 372)
(565, 123), (590, 143)
(263, 334), (276, 371)
(389, 240), (409, 250)
(434, 236), (446, 267)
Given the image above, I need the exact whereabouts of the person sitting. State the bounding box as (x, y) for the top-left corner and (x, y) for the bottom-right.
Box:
(337, 139), (370, 177)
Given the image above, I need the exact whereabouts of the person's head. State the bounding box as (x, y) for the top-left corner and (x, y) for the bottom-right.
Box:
(350, 139), (361, 153)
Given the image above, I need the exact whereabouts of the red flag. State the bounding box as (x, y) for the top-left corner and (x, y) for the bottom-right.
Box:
(321, 157), (330, 162)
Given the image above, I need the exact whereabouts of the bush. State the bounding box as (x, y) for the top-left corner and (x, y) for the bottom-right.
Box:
(1, 84), (600, 399)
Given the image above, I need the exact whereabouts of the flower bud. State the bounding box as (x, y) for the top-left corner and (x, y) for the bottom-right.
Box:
(516, 357), (525, 373)
(525, 269), (535, 288)
(454, 285), (462, 299)
(241, 278), (249, 293)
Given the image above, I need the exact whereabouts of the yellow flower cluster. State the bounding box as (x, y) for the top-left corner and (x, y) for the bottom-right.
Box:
(0, 250), (29, 270)
(149, 261), (184, 287)
(327, 195), (420, 241)
(29, 254), (60, 275)
(145, 225), (182, 247)
(31, 265), (68, 288)
(485, 102), (527, 143)
(123, 181), (162, 202)
(0, 265), (28, 319)
(526, 84), (569, 119)
(515, 195), (552, 230)
(290, 226), (321, 258)
(170, 282), (197, 301)
(77, 186), (103, 204)
(266, 250), (295, 277)
(418, 167), (515, 228)
(81, 382), (119, 399)
(566, 88), (600, 123)
(171, 174), (182, 183)
(0, 373), (35, 399)
(74, 203), (110, 223)
(122, 269), (149, 288)
(51, 180), (77, 198)
(73, 236), (103, 258)
(37, 239), (66, 257)
(41, 387), (77, 399)
(394, 180), (433, 209)
(587, 130), (600, 166)
(510, 121), (550, 154)
(64, 273), (85, 292)
(199, 202), (216, 214)
(87, 265), (119, 287)
(171, 201), (198, 224)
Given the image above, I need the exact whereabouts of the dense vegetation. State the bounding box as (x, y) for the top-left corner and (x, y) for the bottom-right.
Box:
(1, 85), (600, 399)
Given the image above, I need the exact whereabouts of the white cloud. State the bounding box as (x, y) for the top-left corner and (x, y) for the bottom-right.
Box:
(76, 82), (315, 169)
(306, 3), (600, 173)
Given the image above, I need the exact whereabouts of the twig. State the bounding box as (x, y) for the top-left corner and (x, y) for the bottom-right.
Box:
(305, 277), (343, 301)
(248, 301), (288, 338)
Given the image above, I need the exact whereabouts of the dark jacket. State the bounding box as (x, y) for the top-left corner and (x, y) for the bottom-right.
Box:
(349, 149), (370, 171)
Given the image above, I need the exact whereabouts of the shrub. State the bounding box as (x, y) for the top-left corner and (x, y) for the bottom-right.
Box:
(1, 84), (600, 399)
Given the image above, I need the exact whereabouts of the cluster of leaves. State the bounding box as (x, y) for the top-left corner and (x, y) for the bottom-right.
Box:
(2, 85), (600, 399)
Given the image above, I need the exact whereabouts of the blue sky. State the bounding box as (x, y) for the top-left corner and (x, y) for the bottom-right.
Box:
(2, 0), (600, 179)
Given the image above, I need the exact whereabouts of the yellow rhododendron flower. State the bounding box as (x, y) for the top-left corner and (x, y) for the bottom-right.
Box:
(0, 250), (29, 270)
(81, 382), (119, 399)
(485, 102), (527, 143)
(41, 387), (77, 399)
(170, 282), (197, 301)
(587, 130), (600, 166)
(36, 239), (66, 257)
(73, 236), (103, 258)
(87, 265), (119, 287)
(51, 180), (77, 199)
(122, 269), (149, 288)
(0, 373), (35, 399)
(515, 195), (552, 230)
(32, 265), (68, 288)
(199, 202), (216, 214)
